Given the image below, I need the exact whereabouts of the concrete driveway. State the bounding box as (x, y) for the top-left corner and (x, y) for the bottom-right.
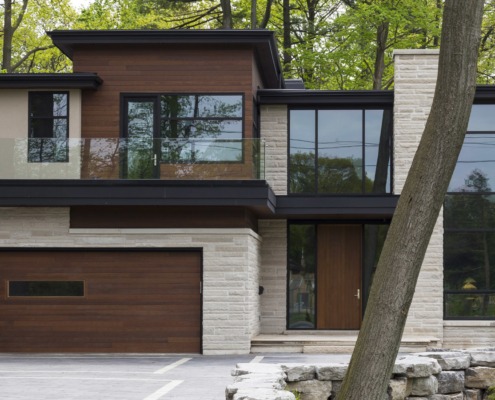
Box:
(0, 353), (352, 400)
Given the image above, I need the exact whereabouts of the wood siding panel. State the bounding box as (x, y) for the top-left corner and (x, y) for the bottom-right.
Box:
(73, 45), (255, 140)
(0, 250), (202, 353)
(70, 206), (258, 230)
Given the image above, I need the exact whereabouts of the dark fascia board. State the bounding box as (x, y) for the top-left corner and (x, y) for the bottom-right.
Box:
(0, 179), (276, 214)
(474, 85), (495, 103)
(258, 89), (394, 107)
(275, 195), (399, 219)
(0, 73), (103, 89)
(47, 29), (283, 89)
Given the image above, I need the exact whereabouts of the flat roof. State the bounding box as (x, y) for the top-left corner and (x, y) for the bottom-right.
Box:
(0, 73), (102, 89)
(48, 29), (283, 89)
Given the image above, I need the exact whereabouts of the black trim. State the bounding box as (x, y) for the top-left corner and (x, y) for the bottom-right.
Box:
(47, 29), (283, 89)
(258, 90), (394, 106)
(0, 73), (102, 89)
(276, 195), (398, 219)
(0, 179), (276, 212)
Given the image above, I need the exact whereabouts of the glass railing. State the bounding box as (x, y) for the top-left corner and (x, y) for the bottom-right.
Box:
(0, 138), (265, 180)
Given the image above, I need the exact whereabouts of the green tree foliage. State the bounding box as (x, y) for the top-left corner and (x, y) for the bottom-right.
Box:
(3, 0), (495, 88)
(1, 0), (77, 72)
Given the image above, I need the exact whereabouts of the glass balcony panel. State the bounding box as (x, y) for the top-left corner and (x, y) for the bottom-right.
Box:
(0, 138), (264, 180)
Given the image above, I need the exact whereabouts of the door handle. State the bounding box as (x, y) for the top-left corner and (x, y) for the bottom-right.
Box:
(354, 289), (360, 300)
(153, 154), (157, 167)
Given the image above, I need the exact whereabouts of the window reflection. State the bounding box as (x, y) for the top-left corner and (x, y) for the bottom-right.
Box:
(449, 135), (495, 191)
(289, 108), (392, 194)
(28, 92), (69, 163)
(289, 110), (316, 193)
(288, 224), (316, 329)
(318, 110), (363, 193)
(160, 94), (243, 163)
(467, 104), (495, 132)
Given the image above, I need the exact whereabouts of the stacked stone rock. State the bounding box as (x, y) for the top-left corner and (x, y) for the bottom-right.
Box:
(226, 350), (495, 400)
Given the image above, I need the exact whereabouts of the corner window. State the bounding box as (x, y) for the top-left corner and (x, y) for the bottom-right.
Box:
(28, 92), (69, 163)
(289, 108), (392, 194)
(444, 104), (495, 319)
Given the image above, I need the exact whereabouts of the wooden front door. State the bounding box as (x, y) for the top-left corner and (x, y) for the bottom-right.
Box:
(317, 224), (362, 329)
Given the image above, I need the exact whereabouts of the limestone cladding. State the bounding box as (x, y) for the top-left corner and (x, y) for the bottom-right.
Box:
(260, 104), (288, 195)
(259, 219), (288, 334)
(394, 50), (444, 342)
(0, 207), (262, 355)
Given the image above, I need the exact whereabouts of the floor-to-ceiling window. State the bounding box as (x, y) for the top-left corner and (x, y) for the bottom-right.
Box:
(444, 104), (495, 319)
(289, 108), (393, 194)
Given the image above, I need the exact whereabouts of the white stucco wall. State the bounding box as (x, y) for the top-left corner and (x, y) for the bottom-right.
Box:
(0, 207), (262, 355)
(0, 89), (82, 179)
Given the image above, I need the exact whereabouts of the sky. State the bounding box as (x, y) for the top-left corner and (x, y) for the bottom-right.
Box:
(70, 0), (95, 10)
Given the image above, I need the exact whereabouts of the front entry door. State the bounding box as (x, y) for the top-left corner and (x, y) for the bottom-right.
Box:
(317, 224), (362, 329)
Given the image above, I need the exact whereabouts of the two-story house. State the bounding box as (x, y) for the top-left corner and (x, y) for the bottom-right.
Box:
(0, 30), (493, 354)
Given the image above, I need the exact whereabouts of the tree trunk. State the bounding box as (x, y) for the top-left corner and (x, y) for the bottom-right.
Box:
(259, 0), (274, 29)
(2, 0), (29, 72)
(282, 0), (291, 73)
(2, 0), (13, 72)
(373, 21), (389, 90)
(220, 0), (232, 28)
(251, 0), (257, 28)
(337, 1), (484, 399)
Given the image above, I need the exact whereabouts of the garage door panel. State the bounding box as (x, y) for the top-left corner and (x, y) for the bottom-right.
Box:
(0, 250), (202, 353)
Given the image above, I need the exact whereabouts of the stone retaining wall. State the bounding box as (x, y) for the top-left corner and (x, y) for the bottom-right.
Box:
(227, 350), (495, 400)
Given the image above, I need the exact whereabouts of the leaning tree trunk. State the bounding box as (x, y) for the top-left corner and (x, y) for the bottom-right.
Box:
(337, 1), (485, 399)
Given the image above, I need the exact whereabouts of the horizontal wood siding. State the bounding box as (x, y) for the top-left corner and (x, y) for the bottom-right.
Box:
(73, 44), (255, 140)
(70, 206), (258, 230)
(0, 250), (202, 353)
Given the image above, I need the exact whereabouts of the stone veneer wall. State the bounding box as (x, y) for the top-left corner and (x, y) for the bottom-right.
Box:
(259, 220), (287, 334)
(260, 104), (288, 196)
(259, 104), (289, 335)
(228, 350), (495, 400)
(394, 49), (444, 342)
(0, 207), (262, 355)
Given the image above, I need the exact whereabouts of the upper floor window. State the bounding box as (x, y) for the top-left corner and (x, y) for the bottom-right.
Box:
(160, 94), (243, 163)
(28, 92), (69, 163)
(444, 104), (495, 319)
(289, 108), (392, 194)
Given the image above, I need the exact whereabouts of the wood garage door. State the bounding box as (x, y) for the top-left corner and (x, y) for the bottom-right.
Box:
(0, 250), (202, 353)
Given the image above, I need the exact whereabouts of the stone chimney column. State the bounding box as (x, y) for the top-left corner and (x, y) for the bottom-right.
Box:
(393, 49), (444, 345)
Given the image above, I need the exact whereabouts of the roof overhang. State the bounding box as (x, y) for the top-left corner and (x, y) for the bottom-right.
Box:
(275, 195), (398, 220)
(48, 29), (283, 89)
(0, 73), (102, 89)
(258, 89), (394, 107)
(0, 179), (277, 215)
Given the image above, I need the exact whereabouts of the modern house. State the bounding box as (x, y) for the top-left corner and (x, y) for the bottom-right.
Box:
(0, 30), (494, 354)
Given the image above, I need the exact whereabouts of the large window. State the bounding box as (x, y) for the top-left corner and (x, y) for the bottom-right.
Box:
(444, 104), (495, 319)
(289, 108), (392, 194)
(160, 94), (243, 162)
(28, 92), (69, 163)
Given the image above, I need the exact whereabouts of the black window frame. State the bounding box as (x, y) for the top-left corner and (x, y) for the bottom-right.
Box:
(28, 91), (69, 163)
(121, 93), (245, 168)
(444, 102), (495, 320)
(288, 106), (393, 196)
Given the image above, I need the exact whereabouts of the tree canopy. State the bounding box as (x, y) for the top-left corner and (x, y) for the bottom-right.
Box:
(1, 0), (495, 87)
